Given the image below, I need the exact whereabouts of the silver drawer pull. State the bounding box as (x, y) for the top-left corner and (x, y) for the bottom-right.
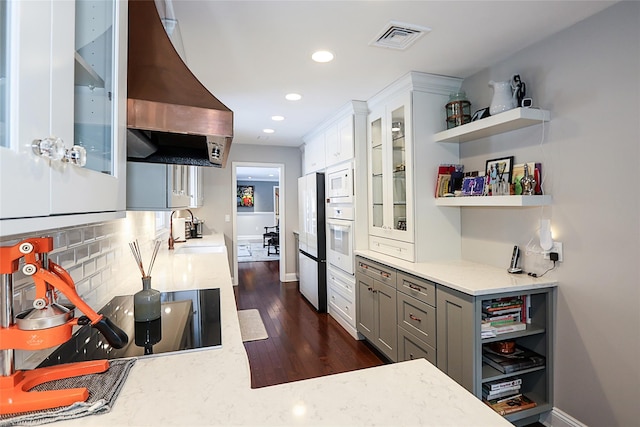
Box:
(408, 283), (421, 291)
(409, 313), (422, 322)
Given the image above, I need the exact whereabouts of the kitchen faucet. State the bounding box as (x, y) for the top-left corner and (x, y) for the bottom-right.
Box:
(168, 209), (195, 249)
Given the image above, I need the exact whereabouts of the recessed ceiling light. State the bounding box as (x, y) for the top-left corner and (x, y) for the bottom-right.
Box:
(271, 115), (285, 121)
(312, 50), (334, 63)
(285, 93), (302, 101)
(263, 128), (275, 134)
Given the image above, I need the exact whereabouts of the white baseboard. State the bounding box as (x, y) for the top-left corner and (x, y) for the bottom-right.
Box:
(283, 272), (297, 282)
(328, 307), (359, 340)
(238, 235), (263, 242)
(540, 407), (588, 427)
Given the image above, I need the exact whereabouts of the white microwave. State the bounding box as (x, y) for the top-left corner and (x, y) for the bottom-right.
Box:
(326, 164), (353, 203)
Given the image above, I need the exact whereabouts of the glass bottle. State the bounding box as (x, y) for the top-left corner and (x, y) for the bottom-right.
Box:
(134, 276), (161, 321)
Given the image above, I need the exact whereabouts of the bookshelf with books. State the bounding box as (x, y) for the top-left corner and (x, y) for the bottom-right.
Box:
(477, 289), (554, 424)
(437, 285), (555, 423)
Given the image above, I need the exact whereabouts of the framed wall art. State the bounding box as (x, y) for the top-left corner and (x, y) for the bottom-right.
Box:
(485, 156), (514, 196)
(237, 185), (254, 207)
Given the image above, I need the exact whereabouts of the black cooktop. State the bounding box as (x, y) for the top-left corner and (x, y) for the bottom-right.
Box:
(39, 288), (221, 367)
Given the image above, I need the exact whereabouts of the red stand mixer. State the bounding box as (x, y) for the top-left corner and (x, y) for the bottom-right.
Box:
(0, 237), (128, 415)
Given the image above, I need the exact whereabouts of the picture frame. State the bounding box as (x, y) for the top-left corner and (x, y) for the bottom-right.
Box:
(237, 185), (254, 207)
(485, 156), (514, 196)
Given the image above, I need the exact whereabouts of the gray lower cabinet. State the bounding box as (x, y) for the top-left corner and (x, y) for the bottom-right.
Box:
(436, 285), (475, 392)
(396, 271), (437, 364)
(397, 325), (436, 364)
(437, 284), (555, 425)
(355, 259), (397, 362)
(355, 256), (555, 425)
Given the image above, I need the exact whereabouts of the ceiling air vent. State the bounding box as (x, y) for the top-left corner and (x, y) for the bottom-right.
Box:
(370, 21), (431, 50)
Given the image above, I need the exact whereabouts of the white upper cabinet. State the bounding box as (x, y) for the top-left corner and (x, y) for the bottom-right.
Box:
(366, 72), (463, 262)
(325, 115), (354, 167)
(368, 94), (413, 245)
(303, 101), (367, 174)
(0, 0), (127, 236)
(303, 133), (326, 174)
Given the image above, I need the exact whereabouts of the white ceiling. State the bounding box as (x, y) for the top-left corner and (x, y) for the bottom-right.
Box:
(167, 0), (616, 148)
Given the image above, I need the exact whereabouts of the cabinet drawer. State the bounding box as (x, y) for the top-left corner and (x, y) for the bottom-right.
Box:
(355, 257), (396, 288)
(329, 287), (355, 326)
(397, 271), (436, 307)
(327, 266), (355, 301)
(369, 236), (415, 262)
(397, 326), (436, 365)
(397, 292), (436, 348)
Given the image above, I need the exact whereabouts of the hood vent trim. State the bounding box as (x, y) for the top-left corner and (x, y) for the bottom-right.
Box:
(370, 21), (431, 50)
(127, 0), (233, 167)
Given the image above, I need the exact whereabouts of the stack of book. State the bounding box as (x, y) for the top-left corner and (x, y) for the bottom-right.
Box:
(482, 344), (546, 374)
(484, 393), (537, 416)
(481, 297), (527, 338)
(482, 377), (522, 401)
(483, 377), (538, 415)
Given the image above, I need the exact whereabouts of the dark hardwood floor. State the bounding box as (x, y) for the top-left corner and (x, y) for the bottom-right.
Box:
(234, 261), (387, 388)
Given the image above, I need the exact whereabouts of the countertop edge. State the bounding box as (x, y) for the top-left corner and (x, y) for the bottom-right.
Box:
(354, 250), (558, 296)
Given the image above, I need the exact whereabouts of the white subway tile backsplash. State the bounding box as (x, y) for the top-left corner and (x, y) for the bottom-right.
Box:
(84, 226), (96, 242)
(56, 249), (75, 269)
(88, 241), (101, 258)
(84, 258), (96, 276)
(67, 229), (83, 247)
(96, 253), (107, 270)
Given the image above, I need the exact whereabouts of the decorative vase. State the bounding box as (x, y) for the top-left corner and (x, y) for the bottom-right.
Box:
(489, 80), (515, 115)
(134, 276), (161, 321)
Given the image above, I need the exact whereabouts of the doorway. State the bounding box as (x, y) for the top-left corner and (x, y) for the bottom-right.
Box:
(232, 162), (285, 285)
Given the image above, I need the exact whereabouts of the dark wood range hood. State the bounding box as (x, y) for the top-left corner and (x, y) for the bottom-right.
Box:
(127, 0), (233, 167)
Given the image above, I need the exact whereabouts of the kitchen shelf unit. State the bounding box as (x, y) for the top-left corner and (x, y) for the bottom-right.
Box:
(437, 285), (555, 426)
(435, 195), (551, 207)
(433, 107), (552, 209)
(433, 107), (551, 143)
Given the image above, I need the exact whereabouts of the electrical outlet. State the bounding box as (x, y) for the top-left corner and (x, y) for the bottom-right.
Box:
(543, 242), (563, 262)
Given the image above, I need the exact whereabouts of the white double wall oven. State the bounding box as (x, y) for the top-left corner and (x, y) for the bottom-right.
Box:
(325, 162), (358, 338)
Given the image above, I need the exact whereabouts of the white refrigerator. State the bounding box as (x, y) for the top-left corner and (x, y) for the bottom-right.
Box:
(297, 172), (326, 312)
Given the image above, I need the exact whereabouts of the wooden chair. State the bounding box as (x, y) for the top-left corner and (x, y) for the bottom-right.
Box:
(263, 224), (279, 255)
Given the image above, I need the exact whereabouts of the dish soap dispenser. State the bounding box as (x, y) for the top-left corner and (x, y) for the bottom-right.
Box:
(134, 276), (161, 322)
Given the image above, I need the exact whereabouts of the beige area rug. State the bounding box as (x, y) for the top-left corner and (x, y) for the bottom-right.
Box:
(237, 309), (268, 342)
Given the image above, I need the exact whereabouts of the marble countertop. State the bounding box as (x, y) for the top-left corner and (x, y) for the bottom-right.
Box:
(355, 249), (557, 296)
(55, 235), (512, 426)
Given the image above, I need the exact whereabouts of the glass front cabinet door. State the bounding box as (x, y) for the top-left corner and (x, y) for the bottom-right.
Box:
(0, 0), (127, 236)
(367, 94), (414, 245)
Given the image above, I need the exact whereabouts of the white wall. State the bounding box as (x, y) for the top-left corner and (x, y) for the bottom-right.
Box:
(458, 3), (639, 425)
(237, 212), (277, 240)
(199, 143), (302, 280)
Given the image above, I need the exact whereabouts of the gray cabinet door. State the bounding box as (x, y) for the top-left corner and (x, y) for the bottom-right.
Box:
(356, 273), (376, 342)
(436, 286), (475, 392)
(397, 326), (436, 365)
(397, 291), (436, 348)
(374, 280), (397, 362)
